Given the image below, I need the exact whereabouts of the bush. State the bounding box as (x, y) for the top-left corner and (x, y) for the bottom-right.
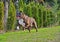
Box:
(18, 0), (59, 27)
(7, 1), (16, 31)
(0, 2), (4, 30)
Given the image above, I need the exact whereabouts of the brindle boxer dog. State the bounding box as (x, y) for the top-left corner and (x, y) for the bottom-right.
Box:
(20, 12), (38, 32)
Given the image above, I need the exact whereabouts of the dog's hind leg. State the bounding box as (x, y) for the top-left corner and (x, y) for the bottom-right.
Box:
(33, 20), (38, 32)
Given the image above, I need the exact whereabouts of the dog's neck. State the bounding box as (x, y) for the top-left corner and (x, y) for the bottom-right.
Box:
(23, 15), (28, 20)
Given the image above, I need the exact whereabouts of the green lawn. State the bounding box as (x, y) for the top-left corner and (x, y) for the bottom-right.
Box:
(0, 26), (60, 42)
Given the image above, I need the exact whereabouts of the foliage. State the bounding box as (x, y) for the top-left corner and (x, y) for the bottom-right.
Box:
(0, 0), (60, 30)
(7, 1), (16, 31)
(0, 2), (4, 30)
(19, 0), (26, 12)
(18, 0), (60, 27)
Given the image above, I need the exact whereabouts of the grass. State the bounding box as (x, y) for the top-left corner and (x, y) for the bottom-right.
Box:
(0, 26), (60, 42)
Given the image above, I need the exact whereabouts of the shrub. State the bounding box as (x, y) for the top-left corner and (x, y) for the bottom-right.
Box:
(7, 1), (16, 31)
(0, 2), (4, 30)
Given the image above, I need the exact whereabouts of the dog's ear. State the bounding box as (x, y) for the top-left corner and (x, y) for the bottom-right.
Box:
(22, 12), (25, 16)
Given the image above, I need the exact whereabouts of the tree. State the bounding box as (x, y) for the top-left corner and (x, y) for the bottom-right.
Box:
(0, 2), (4, 30)
(7, 0), (16, 31)
(3, 0), (9, 31)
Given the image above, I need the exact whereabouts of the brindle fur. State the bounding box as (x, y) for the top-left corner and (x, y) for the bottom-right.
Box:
(20, 12), (38, 32)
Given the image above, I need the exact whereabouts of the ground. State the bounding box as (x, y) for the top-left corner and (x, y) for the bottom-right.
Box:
(0, 26), (60, 42)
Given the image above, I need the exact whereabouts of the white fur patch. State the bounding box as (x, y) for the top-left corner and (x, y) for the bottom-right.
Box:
(17, 26), (19, 30)
(18, 19), (25, 27)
